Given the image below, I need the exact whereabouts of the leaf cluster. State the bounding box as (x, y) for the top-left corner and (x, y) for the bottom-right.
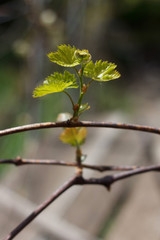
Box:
(33, 44), (120, 147)
(33, 44), (120, 99)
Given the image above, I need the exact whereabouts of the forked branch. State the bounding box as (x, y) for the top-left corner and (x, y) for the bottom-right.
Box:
(76, 165), (160, 190)
(3, 164), (160, 240)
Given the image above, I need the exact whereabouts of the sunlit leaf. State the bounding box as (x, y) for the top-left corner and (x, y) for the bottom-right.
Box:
(33, 71), (78, 98)
(48, 44), (82, 67)
(60, 127), (87, 146)
(83, 60), (120, 81)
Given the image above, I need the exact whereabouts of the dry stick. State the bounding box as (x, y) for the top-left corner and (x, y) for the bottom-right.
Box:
(0, 120), (160, 137)
(76, 165), (160, 190)
(0, 158), (77, 168)
(82, 163), (138, 172)
(0, 157), (142, 172)
(3, 175), (77, 240)
(3, 165), (160, 240)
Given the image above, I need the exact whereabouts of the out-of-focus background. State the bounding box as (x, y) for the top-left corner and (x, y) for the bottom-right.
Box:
(0, 0), (160, 239)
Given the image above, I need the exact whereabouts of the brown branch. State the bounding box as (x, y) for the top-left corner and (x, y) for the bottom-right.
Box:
(3, 164), (160, 239)
(3, 175), (77, 240)
(0, 120), (160, 137)
(0, 157), (77, 168)
(0, 157), (142, 172)
(2, 158), (160, 186)
(76, 165), (160, 190)
(82, 163), (138, 172)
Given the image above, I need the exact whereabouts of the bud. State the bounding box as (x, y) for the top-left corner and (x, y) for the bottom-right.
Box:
(74, 49), (91, 64)
(82, 84), (87, 93)
(73, 104), (79, 112)
(78, 69), (82, 76)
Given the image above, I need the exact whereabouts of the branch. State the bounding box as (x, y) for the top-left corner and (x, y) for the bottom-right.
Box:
(2, 158), (160, 185)
(3, 164), (160, 239)
(3, 175), (77, 240)
(0, 120), (160, 137)
(0, 157), (143, 172)
(0, 157), (77, 168)
(76, 165), (160, 190)
(82, 163), (138, 172)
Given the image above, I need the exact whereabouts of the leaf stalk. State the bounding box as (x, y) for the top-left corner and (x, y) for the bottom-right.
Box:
(63, 91), (75, 109)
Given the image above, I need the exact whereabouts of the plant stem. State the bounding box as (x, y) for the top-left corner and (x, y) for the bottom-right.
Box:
(86, 79), (94, 89)
(63, 91), (75, 109)
(73, 65), (85, 118)
(73, 66), (79, 77)
(75, 148), (83, 176)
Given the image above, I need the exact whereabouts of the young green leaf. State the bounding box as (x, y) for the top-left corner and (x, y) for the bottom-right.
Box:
(60, 127), (87, 147)
(83, 60), (120, 81)
(48, 44), (82, 67)
(33, 71), (78, 98)
(74, 49), (91, 64)
(79, 103), (90, 115)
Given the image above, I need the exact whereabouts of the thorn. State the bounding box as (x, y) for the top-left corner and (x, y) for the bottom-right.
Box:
(106, 184), (111, 191)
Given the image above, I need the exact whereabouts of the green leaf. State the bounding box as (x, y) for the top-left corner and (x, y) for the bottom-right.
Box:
(83, 60), (120, 81)
(60, 127), (87, 146)
(74, 49), (91, 64)
(47, 44), (82, 67)
(33, 71), (78, 98)
(79, 103), (90, 114)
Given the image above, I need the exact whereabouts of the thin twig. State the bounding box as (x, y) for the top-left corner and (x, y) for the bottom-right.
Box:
(63, 91), (75, 109)
(76, 165), (160, 190)
(0, 157), (143, 172)
(0, 120), (160, 137)
(3, 175), (77, 240)
(112, 165), (160, 183)
(0, 157), (77, 167)
(2, 158), (160, 180)
(82, 163), (138, 172)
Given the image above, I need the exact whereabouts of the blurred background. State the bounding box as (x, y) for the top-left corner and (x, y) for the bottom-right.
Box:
(0, 0), (160, 239)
